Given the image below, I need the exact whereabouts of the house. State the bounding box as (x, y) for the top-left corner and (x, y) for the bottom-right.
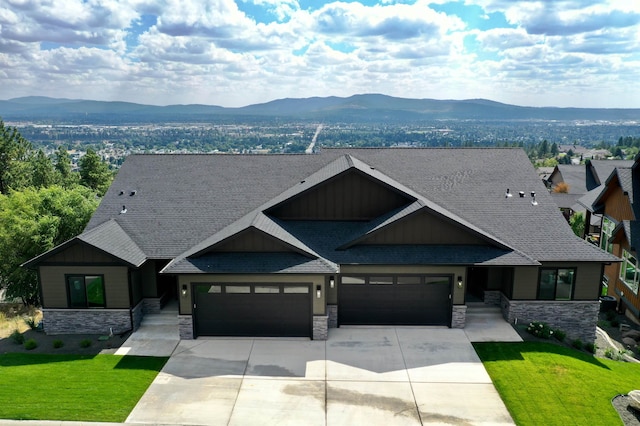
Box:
(24, 148), (618, 342)
(590, 157), (640, 323)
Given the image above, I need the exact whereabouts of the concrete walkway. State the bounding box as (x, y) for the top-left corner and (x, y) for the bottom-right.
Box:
(126, 325), (517, 426)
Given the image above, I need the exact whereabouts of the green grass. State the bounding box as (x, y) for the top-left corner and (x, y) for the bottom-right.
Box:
(474, 342), (640, 426)
(0, 353), (167, 422)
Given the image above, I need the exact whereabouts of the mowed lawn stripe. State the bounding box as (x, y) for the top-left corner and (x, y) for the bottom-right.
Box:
(474, 342), (640, 426)
(0, 353), (167, 422)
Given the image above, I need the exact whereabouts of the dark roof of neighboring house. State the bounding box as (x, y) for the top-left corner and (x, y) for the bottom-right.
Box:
(28, 148), (617, 272)
(550, 193), (583, 210)
(553, 165), (587, 194)
(588, 160), (633, 190)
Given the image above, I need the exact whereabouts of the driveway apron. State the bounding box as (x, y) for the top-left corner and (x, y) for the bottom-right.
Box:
(126, 328), (515, 426)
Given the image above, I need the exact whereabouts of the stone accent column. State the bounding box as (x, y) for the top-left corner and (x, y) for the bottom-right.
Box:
(483, 290), (501, 306)
(131, 301), (144, 331)
(501, 294), (599, 343)
(142, 298), (162, 314)
(327, 305), (338, 328)
(313, 315), (328, 340)
(42, 309), (132, 335)
(178, 315), (194, 339)
(451, 305), (467, 328)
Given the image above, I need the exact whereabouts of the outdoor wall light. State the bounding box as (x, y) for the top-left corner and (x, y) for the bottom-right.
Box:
(457, 276), (463, 289)
(329, 276), (335, 289)
(316, 285), (322, 299)
(181, 284), (188, 297)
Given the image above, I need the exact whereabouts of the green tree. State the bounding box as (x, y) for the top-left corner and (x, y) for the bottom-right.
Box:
(54, 145), (78, 187)
(79, 149), (112, 195)
(30, 149), (56, 188)
(0, 120), (33, 194)
(0, 185), (99, 305)
(570, 212), (585, 238)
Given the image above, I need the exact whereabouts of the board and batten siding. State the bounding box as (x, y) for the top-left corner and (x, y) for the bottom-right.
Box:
(358, 212), (486, 245)
(39, 265), (130, 309)
(46, 242), (115, 264)
(178, 274), (325, 315)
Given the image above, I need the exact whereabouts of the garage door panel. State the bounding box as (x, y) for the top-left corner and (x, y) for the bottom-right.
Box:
(340, 277), (451, 326)
(194, 284), (311, 337)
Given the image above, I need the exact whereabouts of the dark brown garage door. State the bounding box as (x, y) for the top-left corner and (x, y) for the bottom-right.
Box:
(194, 283), (311, 338)
(339, 275), (451, 326)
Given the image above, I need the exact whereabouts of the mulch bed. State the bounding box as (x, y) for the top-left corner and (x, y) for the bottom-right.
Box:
(0, 328), (130, 355)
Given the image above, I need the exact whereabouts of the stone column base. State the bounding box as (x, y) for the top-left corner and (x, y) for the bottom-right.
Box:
(313, 315), (328, 340)
(452, 305), (467, 328)
(42, 308), (132, 335)
(327, 305), (338, 328)
(178, 315), (194, 339)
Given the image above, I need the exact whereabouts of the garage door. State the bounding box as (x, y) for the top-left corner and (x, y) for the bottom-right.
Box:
(194, 283), (311, 338)
(339, 275), (451, 326)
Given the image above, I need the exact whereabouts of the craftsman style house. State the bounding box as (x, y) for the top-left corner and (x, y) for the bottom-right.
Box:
(25, 148), (617, 342)
(590, 156), (640, 323)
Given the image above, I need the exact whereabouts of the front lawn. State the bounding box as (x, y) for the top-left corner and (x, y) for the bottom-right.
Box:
(0, 353), (167, 422)
(474, 342), (640, 426)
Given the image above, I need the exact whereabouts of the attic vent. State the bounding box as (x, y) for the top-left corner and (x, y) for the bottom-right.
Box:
(118, 190), (124, 196)
(519, 191), (525, 198)
(505, 188), (513, 198)
(130, 190), (137, 196)
(120, 205), (127, 214)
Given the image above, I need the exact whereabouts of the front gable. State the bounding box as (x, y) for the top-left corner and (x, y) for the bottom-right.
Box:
(42, 240), (121, 265)
(354, 209), (488, 245)
(267, 168), (414, 221)
(204, 227), (307, 254)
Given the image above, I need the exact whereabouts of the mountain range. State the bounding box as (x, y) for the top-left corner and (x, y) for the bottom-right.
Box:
(1, 94), (639, 123)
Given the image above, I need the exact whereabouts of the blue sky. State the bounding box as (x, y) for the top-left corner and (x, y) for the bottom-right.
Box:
(0, 0), (639, 108)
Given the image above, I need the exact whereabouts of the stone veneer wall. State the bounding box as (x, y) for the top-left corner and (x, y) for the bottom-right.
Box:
(500, 294), (599, 343)
(43, 309), (132, 335)
(451, 305), (467, 328)
(131, 301), (144, 332)
(483, 290), (501, 306)
(178, 315), (194, 339)
(327, 305), (338, 328)
(143, 297), (162, 314)
(313, 315), (328, 340)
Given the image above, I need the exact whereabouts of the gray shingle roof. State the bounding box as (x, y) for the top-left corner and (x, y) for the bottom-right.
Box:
(555, 165), (587, 194)
(71, 148), (617, 271)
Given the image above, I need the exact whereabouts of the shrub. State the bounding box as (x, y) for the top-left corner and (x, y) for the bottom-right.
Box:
(604, 348), (616, 359)
(24, 316), (39, 330)
(24, 339), (38, 350)
(553, 329), (566, 342)
(572, 339), (583, 350)
(526, 321), (553, 339)
(80, 339), (92, 348)
(584, 342), (597, 354)
(605, 310), (617, 321)
(610, 318), (620, 328)
(10, 330), (25, 345)
(52, 339), (64, 349)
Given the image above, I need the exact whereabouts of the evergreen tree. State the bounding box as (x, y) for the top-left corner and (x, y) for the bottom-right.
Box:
(30, 149), (56, 188)
(0, 120), (32, 194)
(79, 148), (112, 196)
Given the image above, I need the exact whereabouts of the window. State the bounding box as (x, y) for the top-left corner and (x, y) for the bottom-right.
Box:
(620, 250), (640, 294)
(538, 268), (575, 300)
(67, 275), (105, 308)
(601, 217), (616, 254)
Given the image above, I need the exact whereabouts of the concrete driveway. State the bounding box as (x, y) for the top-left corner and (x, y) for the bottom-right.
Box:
(126, 327), (515, 426)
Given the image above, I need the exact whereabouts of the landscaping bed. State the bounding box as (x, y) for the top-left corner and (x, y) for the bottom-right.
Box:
(0, 304), (129, 355)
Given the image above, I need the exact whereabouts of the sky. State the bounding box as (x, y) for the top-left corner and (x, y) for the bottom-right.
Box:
(0, 0), (639, 108)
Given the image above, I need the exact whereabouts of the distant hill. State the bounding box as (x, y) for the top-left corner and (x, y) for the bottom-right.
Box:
(1, 94), (639, 123)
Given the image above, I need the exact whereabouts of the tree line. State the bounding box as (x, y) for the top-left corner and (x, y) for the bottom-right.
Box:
(0, 120), (113, 305)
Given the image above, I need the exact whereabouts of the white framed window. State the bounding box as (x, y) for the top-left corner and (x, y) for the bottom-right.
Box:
(620, 249), (640, 294)
(601, 217), (616, 254)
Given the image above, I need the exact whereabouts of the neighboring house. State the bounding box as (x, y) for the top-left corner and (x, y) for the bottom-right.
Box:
(24, 148), (617, 342)
(591, 158), (640, 323)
